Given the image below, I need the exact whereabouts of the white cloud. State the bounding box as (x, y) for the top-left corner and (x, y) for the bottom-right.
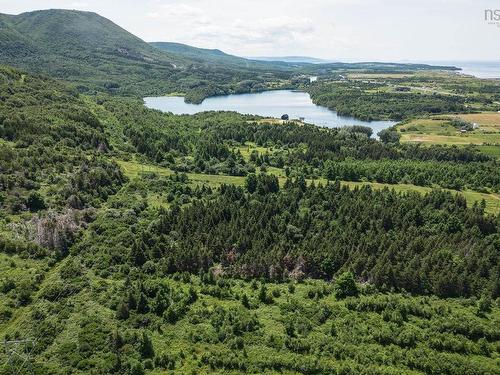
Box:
(157, 3), (203, 17)
(191, 16), (315, 46)
(1, 0), (499, 60)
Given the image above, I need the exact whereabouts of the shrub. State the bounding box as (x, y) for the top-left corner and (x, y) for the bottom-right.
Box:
(334, 272), (359, 299)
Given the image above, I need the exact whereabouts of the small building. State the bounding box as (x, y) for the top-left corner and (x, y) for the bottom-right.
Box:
(460, 127), (468, 133)
(395, 86), (411, 92)
(472, 123), (479, 129)
(281, 114), (289, 121)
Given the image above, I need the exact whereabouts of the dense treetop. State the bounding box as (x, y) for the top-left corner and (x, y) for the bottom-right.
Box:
(0, 23), (498, 373)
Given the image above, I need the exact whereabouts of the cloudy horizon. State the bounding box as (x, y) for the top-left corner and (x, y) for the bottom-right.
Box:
(1, 0), (499, 62)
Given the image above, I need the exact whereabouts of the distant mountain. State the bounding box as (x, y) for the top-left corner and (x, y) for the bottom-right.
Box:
(250, 56), (337, 64)
(152, 42), (240, 61)
(251, 57), (460, 73)
(151, 42), (300, 69)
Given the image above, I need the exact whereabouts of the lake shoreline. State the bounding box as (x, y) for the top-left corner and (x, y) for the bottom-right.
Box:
(144, 89), (397, 135)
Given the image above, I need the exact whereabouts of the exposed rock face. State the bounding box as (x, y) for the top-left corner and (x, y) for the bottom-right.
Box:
(283, 255), (306, 281)
(288, 260), (306, 281)
(30, 210), (80, 252)
(97, 142), (108, 153)
(10, 209), (95, 254)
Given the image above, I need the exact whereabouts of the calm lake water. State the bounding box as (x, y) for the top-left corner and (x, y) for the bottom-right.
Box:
(144, 90), (396, 135)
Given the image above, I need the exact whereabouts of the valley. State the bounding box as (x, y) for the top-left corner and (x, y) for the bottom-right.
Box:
(0, 7), (499, 375)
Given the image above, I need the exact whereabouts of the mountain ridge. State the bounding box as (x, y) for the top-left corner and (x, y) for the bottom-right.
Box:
(0, 9), (296, 101)
(150, 41), (302, 70)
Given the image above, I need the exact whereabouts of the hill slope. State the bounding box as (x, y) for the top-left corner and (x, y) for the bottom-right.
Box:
(0, 10), (180, 93)
(0, 65), (498, 375)
(0, 10), (294, 100)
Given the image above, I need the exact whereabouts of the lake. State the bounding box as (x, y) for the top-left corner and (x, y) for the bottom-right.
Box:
(144, 90), (396, 135)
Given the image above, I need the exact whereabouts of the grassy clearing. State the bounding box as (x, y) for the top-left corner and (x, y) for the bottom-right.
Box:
(117, 159), (173, 178)
(117, 159), (246, 189)
(478, 145), (500, 158)
(402, 133), (500, 145)
(188, 173), (246, 187)
(398, 114), (500, 145)
(347, 73), (415, 79)
(253, 118), (305, 126)
(164, 92), (186, 97)
(235, 142), (277, 161)
(117, 159), (499, 214)
(451, 112), (500, 131)
(339, 181), (498, 214)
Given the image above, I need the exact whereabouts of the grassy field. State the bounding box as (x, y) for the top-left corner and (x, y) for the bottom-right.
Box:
(453, 112), (500, 132)
(478, 145), (500, 158)
(398, 113), (500, 148)
(252, 118), (305, 126)
(344, 181), (499, 214)
(347, 73), (415, 79)
(117, 159), (247, 189)
(401, 132), (500, 145)
(235, 142), (277, 161)
(117, 159), (500, 214)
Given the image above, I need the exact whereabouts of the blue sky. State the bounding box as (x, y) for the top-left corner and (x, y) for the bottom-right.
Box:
(1, 0), (499, 61)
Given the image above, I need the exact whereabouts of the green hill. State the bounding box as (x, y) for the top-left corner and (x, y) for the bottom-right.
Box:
(0, 9), (460, 104)
(0, 10), (178, 93)
(0, 10), (294, 101)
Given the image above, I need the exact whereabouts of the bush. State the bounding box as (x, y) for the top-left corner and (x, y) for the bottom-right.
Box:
(140, 331), (154, 359)
(334, 272), (359, 299)
(26, 192), (46, 212)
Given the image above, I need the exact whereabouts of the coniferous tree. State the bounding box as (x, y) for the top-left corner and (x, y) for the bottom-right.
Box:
(116, 301), (129, 320)
(334, 272), (359, 299)
(140, 331), (154, 359)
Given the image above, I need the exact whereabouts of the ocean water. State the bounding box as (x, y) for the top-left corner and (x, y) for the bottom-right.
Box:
(424, 61), (500, 79)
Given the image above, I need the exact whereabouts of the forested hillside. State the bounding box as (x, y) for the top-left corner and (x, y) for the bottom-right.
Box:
(0, 5), (499, 375)
(305, 72), (500, 121)
(0, 9), (461, 108)
(150, 42), (295, 70)
(0, 64), (499, 374)
(0, 10), (295, 102)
